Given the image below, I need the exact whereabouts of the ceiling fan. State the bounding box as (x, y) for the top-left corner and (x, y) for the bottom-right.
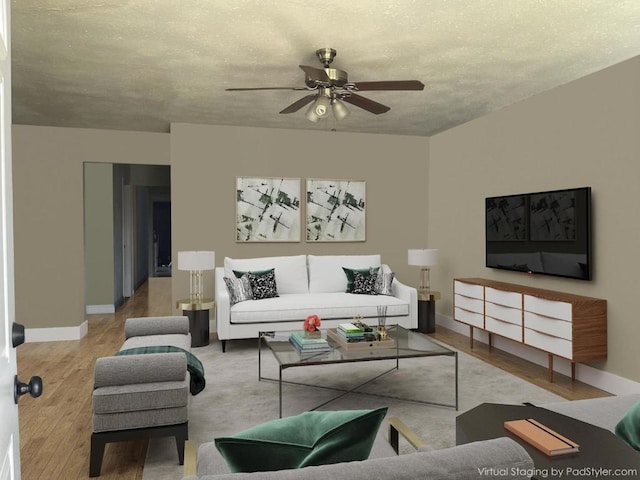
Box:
(226, 48), (425, 122)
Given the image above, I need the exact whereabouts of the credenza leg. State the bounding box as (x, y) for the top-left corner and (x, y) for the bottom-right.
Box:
(469, 326), (474, 349)
(571, 362), (576, 382)
(548, 354), (554, 383)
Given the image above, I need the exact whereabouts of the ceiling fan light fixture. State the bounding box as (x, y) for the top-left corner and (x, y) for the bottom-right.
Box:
(305, 94), (331, 122)
(332, 98), (350, 121)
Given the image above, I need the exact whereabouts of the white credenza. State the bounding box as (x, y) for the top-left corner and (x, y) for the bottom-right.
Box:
(453, 278), (607, 382)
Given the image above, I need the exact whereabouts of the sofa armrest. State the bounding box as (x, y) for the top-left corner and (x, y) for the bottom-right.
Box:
(94, 352), (187, 388)
(215, 268), (231, 340)
(390, 272), (418, 329)
(124, 316), (189, 339)
(388, 416), (425, 453)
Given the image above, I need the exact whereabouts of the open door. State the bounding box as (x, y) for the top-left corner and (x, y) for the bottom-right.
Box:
(0, 1), (20, 477)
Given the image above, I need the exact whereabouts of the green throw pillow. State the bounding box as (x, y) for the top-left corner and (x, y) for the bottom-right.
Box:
(214, 406), (388, 473)
(342, 267), (380, 293)
(615, 400), (640, 451)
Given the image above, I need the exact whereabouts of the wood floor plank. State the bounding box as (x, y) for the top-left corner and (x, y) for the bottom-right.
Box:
(16, 276), (610, 479)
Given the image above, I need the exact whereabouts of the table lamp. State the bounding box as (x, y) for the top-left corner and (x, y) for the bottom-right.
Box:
(408, 249), (438, 299)
(178, 251), (215, 304)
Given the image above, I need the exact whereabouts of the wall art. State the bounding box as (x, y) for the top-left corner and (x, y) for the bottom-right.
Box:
(306, 179), (366, 242)
(236, 177), (301, 242)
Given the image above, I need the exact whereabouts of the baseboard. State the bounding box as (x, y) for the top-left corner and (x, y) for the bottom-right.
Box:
(25, 320), (88, 343)
(85, 304), (116, 314)
(436, 313), (640, 396)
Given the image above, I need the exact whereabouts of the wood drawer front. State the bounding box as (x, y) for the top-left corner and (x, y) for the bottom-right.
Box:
(486, 302), (522, 325)
(524, 329), (573, 359)
(485, 287), (522, 309)
(454, 281), (484, 300)
(486, 317), (522, 342)
(454, 294), (484, 314)
(524, 295), (572, 321)
(454, 307), (484, 328)
(524, 311), (572, 341)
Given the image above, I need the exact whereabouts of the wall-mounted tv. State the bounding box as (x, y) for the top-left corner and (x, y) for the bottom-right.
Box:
(485, 187), (592, 280)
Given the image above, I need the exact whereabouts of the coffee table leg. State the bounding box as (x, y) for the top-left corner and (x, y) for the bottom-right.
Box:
(258, 335), (262, 381)
(279, 366), (283, 418)
(455, 351), (459, 410)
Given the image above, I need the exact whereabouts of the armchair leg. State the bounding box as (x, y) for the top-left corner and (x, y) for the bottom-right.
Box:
(89, 422), (188, 476)
(89, 433), (107, 477)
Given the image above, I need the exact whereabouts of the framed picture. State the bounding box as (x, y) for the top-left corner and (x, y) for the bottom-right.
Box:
(306, 179), (366, 242)
(236, 177), (301, 242)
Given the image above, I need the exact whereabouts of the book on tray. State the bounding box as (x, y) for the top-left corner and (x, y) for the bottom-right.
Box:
(504, 419), (580, 456)
(289, 331), (330, 354)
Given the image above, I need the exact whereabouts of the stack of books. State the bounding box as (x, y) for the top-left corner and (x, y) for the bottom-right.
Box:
(337, 323), (367, 342)
(289, 331), (331, 356)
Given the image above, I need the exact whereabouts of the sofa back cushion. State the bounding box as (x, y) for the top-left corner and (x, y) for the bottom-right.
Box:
(308, 255), (381, 293)
(224, 255), (309, 294)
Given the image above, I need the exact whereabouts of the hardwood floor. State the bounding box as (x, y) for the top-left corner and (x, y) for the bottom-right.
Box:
(17, 277), (172, 480)
(16, 278), (610, 479)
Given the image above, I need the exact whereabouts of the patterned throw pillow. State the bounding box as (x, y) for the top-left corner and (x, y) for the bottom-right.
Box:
(224, 274), (253, 305)
(247, 269), (279, 300)
(342, 266), (380, 293)
(351, 270), (378, 295)
(375, 272), (395, 296)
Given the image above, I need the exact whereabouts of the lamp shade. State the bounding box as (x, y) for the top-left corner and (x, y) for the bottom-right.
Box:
(177, 251), (215, 271)
(408, 249), (438, 267)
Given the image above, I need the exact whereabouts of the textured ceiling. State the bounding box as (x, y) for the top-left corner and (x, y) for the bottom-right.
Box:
(11, 1), (640, 137)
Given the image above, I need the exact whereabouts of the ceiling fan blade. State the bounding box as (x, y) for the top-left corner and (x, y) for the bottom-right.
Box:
(226, 87), (308, 91)
(299, 65), (331, 83)
(351, 80), (425, 91)
(279, 94), (317, 114)
(341, 93), (390, 114)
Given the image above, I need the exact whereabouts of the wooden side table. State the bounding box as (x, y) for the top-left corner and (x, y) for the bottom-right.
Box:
(176, 298), (214, 347)
(417, 291), (440, 333)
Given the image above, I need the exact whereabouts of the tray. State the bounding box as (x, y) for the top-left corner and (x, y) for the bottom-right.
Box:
(327, 328), (396, 350)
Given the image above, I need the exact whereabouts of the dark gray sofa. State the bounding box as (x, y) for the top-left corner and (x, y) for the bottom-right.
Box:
(183, 393), (640, 480)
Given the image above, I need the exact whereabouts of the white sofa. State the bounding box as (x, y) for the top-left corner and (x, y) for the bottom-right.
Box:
(215, 254), (417, 351)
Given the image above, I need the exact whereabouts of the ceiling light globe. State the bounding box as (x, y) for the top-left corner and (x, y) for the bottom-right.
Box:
(332, 99), (350, 121)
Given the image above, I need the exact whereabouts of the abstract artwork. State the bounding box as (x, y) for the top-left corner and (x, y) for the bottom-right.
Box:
(236, 177), (301, 242)
(306, 179), (366, 242)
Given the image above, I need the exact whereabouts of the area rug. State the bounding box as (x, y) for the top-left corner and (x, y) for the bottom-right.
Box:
(142, 337), (566, 479)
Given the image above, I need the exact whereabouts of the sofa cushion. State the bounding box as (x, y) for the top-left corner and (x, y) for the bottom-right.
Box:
(229, 293), (409, 324)
(308, 255), (381, 293)
(615, 401), (640, 451)
(342, 267), (379, 293)
(247, 269), (279, 299)
(224, 274), (254, 305)
(352, 271), (378, 295)
(214, 407), (387, 473)
(375, 272), (395, 296)
(225, 255), (308, 294)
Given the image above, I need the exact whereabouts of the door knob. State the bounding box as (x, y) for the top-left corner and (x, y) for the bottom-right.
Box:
(14, 375), (43, 404)
(12, 322), (25, 348)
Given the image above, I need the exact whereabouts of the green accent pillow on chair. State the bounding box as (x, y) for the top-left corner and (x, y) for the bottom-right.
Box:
(214, 407), (388, 473)
(615, 400), (640, 450)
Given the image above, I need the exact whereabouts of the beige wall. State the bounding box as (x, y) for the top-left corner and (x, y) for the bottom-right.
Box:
(170, 124), (430, 305)
(12, 126), (170, 329)
(83, 163), (114, 306)
(428, 56), (640, 381)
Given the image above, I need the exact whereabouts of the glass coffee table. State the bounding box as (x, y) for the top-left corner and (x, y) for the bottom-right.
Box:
(259, 325), (458, 417)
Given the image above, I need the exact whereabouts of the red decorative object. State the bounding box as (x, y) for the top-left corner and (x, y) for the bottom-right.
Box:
(303, 314), (321, 332)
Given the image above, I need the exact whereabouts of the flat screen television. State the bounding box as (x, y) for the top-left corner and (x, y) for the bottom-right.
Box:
(485, 187), (592, 280)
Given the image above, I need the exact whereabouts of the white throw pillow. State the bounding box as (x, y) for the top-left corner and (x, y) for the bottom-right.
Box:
(307, 254), (381, 293)
(224, 255), (309, 294)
